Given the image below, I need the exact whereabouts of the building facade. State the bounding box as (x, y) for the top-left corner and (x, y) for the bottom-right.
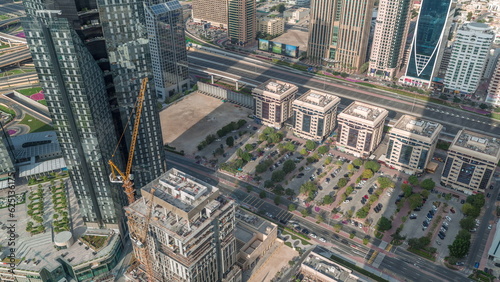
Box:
(337, 102), (388, 158)
(192, 0), (228, 28)
(292, 90), (340, 141)
(0, 123), (14, 178)
(257, 17), (284, 36)
(144, 0), (190, 100)
(441, 129), (500, 193)
(368, 0), (412, 79)
(228, 0), (256, 45)
(486, 59), (500, 106)
(22, 13), (127, 231)
(308, 0), (374, 73)
(401, 0), (453, 88)
(125, 168), (241, 282)
(386, 115), (442, 174)
(444, 23), (494, 94)
(252, 79), (298, 129)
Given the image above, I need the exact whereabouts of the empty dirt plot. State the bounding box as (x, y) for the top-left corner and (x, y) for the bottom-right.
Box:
(160, 91), (252, 155)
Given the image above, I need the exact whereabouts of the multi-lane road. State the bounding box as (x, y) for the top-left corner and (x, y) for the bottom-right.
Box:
(187, 49), (500, 137)
(165, 152), (472, 282)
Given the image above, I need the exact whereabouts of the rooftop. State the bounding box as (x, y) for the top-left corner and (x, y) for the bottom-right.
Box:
(254, 79), (297, 95)
(129, 168), (230, 240)
(294, 89), (340, 109)
(453, 129), (500, 157)
(235, 208), (276, 236)
(301, 252), (359, 282)
(340, 101), (387, 122)
(393, 115), (442, 138)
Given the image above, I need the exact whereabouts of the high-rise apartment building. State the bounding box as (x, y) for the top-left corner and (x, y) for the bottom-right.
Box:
(228, 0), (256, 45)
(22, 12), (126, 230)
(192, 0), (228, 28)
(386, 115), (442, 174)
(368, 0), (412, 79)
(0, 123), (14, 178)
(252, 79), (298, 129)
(444, 23), (494, 94)
(125, 168), (241, 281)
(144, 0), (190, 100)
(401, 0), (453, 88)
(292, 90), (340, 141)
(337, 102), (388, 158)
(308, 0), (374, 73)
(258, 17), (285, 36)
(22, 0), (166, 229)
(441, 130), (500, 193)
(486, 59), (500, 106)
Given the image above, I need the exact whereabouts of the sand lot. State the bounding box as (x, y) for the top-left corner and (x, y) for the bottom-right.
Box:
(160, 91), (252, 155)
(248, 243), (298, 282)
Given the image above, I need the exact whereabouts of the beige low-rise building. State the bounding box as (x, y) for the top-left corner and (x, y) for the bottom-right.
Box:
(252, 79), (298, 128)
(300, 251), (361, 282)
(258, 17), (285, 36)
(292, 89), (340, 141)
(337, 101), (388, 158)
(441, 129), (500, 193)
(283, 7), (309, 24)
(386, 115), (442, 174)
(234, 209), (278, 272)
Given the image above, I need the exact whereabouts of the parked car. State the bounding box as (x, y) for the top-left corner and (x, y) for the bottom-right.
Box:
(409, 214), (417, 219)
(445, 216), (452, 222)
(310, 233), (317, 238)
(319, 237), (326, 242)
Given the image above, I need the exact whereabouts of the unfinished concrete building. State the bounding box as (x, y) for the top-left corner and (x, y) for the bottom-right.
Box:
(125, 168), (241, 282)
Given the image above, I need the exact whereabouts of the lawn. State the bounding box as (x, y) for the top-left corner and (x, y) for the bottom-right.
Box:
(17, 87), (43, 96)
(0, 104), (15, 116)
(18, 114), (53, 133)
(0, 69), (26, 77)
(81, 235), (109, 250)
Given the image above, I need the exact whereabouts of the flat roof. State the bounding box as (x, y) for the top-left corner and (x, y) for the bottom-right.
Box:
(18, 157), (66, 177)
(488, 224), (500, 259)
(301, 252), (357, 282)
(453, 129), (500, 157)
(340, 101), (387, 122)
(235, 208), (276, 236)
(393, 115), (442, 138)
(253, 79), (297, 95)
(294, 89), (340, 109)
(10, 131), (61, 160)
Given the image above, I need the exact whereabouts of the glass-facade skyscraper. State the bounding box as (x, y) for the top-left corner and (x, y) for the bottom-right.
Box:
(403, 0), (453, 87)
(144, 0), (190, 100)
(21, 0), (166, 231)
(0, 123), (14, 178)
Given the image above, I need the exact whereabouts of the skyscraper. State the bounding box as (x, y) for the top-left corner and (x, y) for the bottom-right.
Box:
(22, 12), (126, 230)
(444, 23), (494, 95)
(192, 0), (228, 28)
(402, 0), (453, 88)
(22, 0), (166, 229)
(486, 60), (500, 106)
(308, 0), (374, 72)
(368, 0), (412, 79)
(228, 0), (256, 46)
(144, 0), (190, 100)
(0, 123), (14, 178)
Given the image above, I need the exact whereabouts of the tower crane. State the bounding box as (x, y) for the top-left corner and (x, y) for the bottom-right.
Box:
(108, 77), (156, 281)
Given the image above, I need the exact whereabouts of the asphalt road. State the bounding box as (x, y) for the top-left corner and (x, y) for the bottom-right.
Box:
(165, 152), (470, 281)
(187, 49), (500, 137)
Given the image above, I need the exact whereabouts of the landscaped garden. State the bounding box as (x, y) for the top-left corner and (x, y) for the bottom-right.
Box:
(19, 114), (53, 133)
(80, 235), (109, 251)
(26, 187), (46, 235)
(51, 181), (70, 233)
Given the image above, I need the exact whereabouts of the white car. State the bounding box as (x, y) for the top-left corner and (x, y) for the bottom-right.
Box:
(305, 167), (311, 171)
(310, 233), (317, 238)
(488, 224), (492, 230)
(445, 216), (452, 222)
(343, 200), (350, 203)
(319, 237), (326, 242)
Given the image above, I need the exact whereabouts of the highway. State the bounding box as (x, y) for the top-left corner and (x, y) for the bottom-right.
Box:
(0, 47), (31, 68)
(0, 72), (38, 90)
(164, 152), (471, 282)
(187, 49), (500, 137)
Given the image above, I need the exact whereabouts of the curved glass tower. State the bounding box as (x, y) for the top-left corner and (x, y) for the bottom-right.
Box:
(404, 0), (453, 87)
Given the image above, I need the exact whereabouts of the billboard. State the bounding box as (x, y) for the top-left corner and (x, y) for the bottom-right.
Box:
(258, 39), (299, 58)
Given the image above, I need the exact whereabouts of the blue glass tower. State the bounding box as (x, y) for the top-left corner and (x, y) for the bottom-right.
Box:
(404, 0), (453, 86)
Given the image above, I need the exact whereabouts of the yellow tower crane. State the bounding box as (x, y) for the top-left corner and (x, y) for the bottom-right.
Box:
(108, 77), (155, 282)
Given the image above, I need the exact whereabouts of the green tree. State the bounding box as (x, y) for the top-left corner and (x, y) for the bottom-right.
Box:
(347, 164), (354, 171)
(245, 143), (254, 151)
(318, 145), (329, 154)
(448, 238), (470, 258)
(316, 214), (324, 223)
(301, 208), (310, 217)
(324, 156), (333, 165)
(352, 159), (363, 167)
(322, 194), (334, 205)
(466, 194), (485, 208)
(288, 203), (296, 211)
(377, 177), (394, 189)
(285, 188), (295, 196)
(457, 229), (472, 241)
(377, 217), (392, 232)
(361, 169), (374, 179)
(241, 152), (252, 162)
(356, 206), (369, 218)
(305, 140), (317, 151)
(300, 181), (317, 195)
(273, 184), (284, 195)
(420, 178), (435, 190)
(299, 148), (307, 155)
(420, 190), (430, 199)
(462, 203), (480, 218)
(460, 217), (476, 230)
(264, 180), (274, 188)
(226, 136), (234, 147)
(345, 186), (354, 195)
(274, 195), (281, 205)
(337, 178), (348, 188)
(408, 175), (419, 186)
(283, 160), (296, 174)
(402, 184), (413, 198)
(259, 191), (267, 199)
(271, 170), (285, 183)
(408, 194), (423, 210)
(364, 160), (380, 172)
(466, 11), (473, 21)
